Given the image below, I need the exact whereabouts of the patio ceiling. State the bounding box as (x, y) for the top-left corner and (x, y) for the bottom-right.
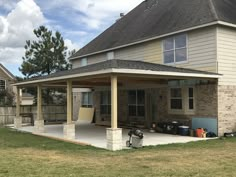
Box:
(13, 59), (221, 88)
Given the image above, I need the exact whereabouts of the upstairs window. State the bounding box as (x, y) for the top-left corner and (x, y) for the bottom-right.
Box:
(163, 34), (187, 64)
(0, 80), (6, 91)
(107, 52), (114, 60)
(81, 58), (87, 67)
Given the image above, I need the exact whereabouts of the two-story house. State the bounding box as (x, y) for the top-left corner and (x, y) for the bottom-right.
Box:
(14, 0), (236, 150)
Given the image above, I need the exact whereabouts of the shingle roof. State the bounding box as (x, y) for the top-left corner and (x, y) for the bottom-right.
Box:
(71, 0), (236, 59)
(16, 59), (220, 85)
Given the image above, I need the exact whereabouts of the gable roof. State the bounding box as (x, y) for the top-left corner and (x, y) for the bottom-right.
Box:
(0, 63), (15, 80)
(14, 59), (221, 86)
(71, 0), (236, 59)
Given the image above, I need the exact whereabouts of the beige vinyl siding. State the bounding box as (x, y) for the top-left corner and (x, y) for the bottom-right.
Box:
(72, 27), (217, 73)
(217, 26), (236, 85)
(174, 27), (217, 73)
(113, 27), (217, 72)
(114, 44), (144, 61)
(72, 53), (107, 68)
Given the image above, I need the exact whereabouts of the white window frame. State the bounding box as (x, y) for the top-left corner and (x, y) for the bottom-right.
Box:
(107, 51), (114, 60)
(80, 58), (87, 67)
(0, 80), (6, 91)
(168, 86), (195, 115)
(81, 92), (93, 108)
(163, 34), (188, 65)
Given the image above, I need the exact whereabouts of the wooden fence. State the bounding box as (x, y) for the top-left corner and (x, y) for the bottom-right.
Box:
(0, 105), (67, 125)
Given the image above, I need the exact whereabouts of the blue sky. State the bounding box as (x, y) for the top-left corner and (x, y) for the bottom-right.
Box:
(0, 0), (143, 76)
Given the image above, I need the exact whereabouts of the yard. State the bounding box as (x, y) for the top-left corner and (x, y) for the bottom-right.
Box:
(0, 128), (235, 177)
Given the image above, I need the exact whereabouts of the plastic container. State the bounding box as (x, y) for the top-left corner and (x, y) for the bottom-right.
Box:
(178, 126), (189, 136)
(196, 128), (204, 138)
(132, 136), (143, 148)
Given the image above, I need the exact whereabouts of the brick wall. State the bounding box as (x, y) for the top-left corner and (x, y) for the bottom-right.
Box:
(218, 85), (236, 136)
(92, 84), (219, 131)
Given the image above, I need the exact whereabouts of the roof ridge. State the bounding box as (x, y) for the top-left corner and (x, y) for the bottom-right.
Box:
(209, 0), (219, 20)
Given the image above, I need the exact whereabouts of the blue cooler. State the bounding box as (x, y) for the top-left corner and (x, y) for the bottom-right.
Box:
(178, 126), (190, 136)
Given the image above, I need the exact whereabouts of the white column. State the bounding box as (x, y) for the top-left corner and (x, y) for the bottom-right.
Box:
(34, 85), (44, 133)
(106, 75), (122, 151)
(14, 87), (22, 128)
(64, 80), (75, 140)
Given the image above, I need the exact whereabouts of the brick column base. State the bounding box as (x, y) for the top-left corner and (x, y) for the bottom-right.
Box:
(63, 123), (75, 140)
(14, 116), (22, 129)
(106, 128), (122, 151)
(34, 120), (45, 133)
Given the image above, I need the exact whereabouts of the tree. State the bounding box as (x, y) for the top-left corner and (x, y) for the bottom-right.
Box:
(0, 90), (14, 106)
(19, 26), (73, 104)
(20, 26), (71, 78)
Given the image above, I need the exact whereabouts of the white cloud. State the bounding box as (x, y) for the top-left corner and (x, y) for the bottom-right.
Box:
(0, 0), (80, 65)
(0, 0), (20, 11)
(0, 0), (44, 64)
(64, 39), (80, 53)
(37, 0), (143, 29)
(0, 0), (143, 73)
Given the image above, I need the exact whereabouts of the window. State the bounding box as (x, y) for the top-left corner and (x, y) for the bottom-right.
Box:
(0, 80), (6, 91)
(81, 58), (87, 67)
(188, 88), (194, 110)
(128, 90), (145, 117)
(169, 86), (195, 114)
(107, 52), (114, 60)
(170, 88), (182, 110)
(163, 34), (187, 64)
(100, 91), (111, 115)
(82, 92), (93, 108)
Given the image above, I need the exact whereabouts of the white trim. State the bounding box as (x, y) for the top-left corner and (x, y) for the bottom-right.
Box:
(0, 65), (15, 80)
(13, 68), (221, 86)
(111, 69), (222, 79)
(218, 21), (236, 28)
(13, 69), (114, 86)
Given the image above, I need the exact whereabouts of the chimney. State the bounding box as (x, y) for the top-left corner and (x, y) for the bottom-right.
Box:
(120, 13), (125, 18)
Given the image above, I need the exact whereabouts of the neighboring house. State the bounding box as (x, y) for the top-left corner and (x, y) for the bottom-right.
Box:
(0, 63), (15, 104)
(14, 0), (236, 150)
(20, 92), (34, 106)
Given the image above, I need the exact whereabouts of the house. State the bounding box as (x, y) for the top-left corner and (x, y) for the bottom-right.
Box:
(20, 92), (34, 106)
(0, 63), (16, 104)
(13, 0), (236, 150)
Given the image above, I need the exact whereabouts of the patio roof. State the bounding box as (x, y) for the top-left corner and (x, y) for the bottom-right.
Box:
(14, 59), (221, 86)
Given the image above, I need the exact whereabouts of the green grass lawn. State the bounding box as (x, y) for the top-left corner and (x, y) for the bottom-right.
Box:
(0, 127), (236, 177)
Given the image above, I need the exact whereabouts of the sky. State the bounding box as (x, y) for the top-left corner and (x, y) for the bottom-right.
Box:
(0, 0), (143, 76)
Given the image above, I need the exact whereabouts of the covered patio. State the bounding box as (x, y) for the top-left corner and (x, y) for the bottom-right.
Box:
(16, 120), (210, 149)
(13, 59), (220, 151)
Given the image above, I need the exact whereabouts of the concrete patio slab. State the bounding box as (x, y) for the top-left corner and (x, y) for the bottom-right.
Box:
(12, 120), (213, 149)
